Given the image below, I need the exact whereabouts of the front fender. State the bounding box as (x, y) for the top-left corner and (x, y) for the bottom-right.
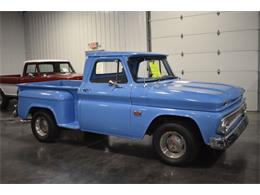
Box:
(130, 105), (222, 144)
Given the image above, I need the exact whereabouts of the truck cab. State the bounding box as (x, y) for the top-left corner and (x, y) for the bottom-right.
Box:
(17, 51), (248, 165)
(21, 60), (79, 82)
(0, 59), (82, 110)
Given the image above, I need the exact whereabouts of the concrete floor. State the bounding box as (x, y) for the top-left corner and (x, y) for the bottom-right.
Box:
(0, 101), (259, 183)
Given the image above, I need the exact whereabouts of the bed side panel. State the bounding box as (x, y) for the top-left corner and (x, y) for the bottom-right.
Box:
(18, 89), (75, 125)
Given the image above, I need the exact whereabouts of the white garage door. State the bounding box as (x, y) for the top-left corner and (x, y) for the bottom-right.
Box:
(150, 11), (259, 111)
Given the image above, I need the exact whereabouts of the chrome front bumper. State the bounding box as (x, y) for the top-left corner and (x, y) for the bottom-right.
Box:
(209, 114), (248, 150)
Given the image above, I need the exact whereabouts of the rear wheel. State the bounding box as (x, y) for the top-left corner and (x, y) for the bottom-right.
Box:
(0, 89), (9, 110)
(31, 110), (59, 142)
(153, 122), (201, 166)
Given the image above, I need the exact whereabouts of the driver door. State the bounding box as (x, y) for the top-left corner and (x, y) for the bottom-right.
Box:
(21, 63), (39, 83)
(78, 58), (132, 137)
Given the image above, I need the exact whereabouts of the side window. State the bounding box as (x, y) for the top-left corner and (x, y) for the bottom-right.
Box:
(90, 60), (127, 84)
(60, 63), (73, 73)
(26, 64), (37, 75)
(38, 64), (54, 73)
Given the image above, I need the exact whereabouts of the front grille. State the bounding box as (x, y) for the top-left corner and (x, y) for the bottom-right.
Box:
(225, 103), (246, 127)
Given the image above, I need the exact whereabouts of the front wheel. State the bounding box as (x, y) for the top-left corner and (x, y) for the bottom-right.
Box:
(153, 122), (201, 166)
(31, 110), (59, 142)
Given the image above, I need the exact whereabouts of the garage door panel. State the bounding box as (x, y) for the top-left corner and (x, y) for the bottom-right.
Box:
(171, 54), (219, 72)
(151, 21), (182, 39)
(151, 11), (180, 21)
(151, 15), (219, 38)
(217, 30), (258, 51)
(220, 12), (259, 31)
(169, 52), (258, 72)
(151, 11), (209, 21)
(152, 30), (258, 53)
(219, 52), (258, 71)
(152, 38), (178, 53)
(151, 12), (258, 38)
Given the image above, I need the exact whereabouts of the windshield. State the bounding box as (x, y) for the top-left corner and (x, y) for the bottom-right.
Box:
(128, 56), (176, 83)
(38, 62), (75, 74)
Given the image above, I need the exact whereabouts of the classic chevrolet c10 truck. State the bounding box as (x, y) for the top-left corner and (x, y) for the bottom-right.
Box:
(17, 51), (248, 165)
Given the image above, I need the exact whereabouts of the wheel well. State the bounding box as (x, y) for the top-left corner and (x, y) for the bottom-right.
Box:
(146, 115), (203, 140)
(29, 107), (56, 122)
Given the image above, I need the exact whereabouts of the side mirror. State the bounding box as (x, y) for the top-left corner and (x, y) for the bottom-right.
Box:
(108, 80), (121, 88)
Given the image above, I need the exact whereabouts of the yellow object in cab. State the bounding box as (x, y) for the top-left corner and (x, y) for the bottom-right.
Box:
(149, 61), (161, 78)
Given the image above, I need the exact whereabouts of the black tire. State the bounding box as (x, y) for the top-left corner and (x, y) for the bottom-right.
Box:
(31, 110), (59, 142)
(153, 122), (202, 166)
(0, 89), (9, 110)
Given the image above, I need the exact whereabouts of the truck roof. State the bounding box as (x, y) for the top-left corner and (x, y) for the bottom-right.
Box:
(24, 59), (70, 64)
(86, 51), (167, 58)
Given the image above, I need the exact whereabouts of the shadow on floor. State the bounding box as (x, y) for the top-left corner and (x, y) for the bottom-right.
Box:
(57, 128), (224, 168)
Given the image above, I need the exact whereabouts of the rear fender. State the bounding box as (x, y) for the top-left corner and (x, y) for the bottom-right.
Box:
(18, 89), (75, 126)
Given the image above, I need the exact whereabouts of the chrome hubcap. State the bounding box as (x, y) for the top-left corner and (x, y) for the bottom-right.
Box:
(160, 131), (186, 159)
(35, 117), (49, 137)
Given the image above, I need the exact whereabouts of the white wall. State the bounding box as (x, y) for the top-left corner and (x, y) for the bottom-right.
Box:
(24, 12), (147, 73)
(0, 12), (26, 75)
(151, 11), (259, 111)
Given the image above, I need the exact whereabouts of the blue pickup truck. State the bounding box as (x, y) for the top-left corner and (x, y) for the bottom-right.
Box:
(18, 51), (248, 165)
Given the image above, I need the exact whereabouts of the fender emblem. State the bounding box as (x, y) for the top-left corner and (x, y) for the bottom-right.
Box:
(133, 110), (142, 117)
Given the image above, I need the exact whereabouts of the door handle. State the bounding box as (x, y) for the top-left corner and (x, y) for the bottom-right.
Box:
(82, 88), (91, 92)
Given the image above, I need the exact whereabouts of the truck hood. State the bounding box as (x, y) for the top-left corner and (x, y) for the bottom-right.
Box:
(143, 80), (244, 112)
